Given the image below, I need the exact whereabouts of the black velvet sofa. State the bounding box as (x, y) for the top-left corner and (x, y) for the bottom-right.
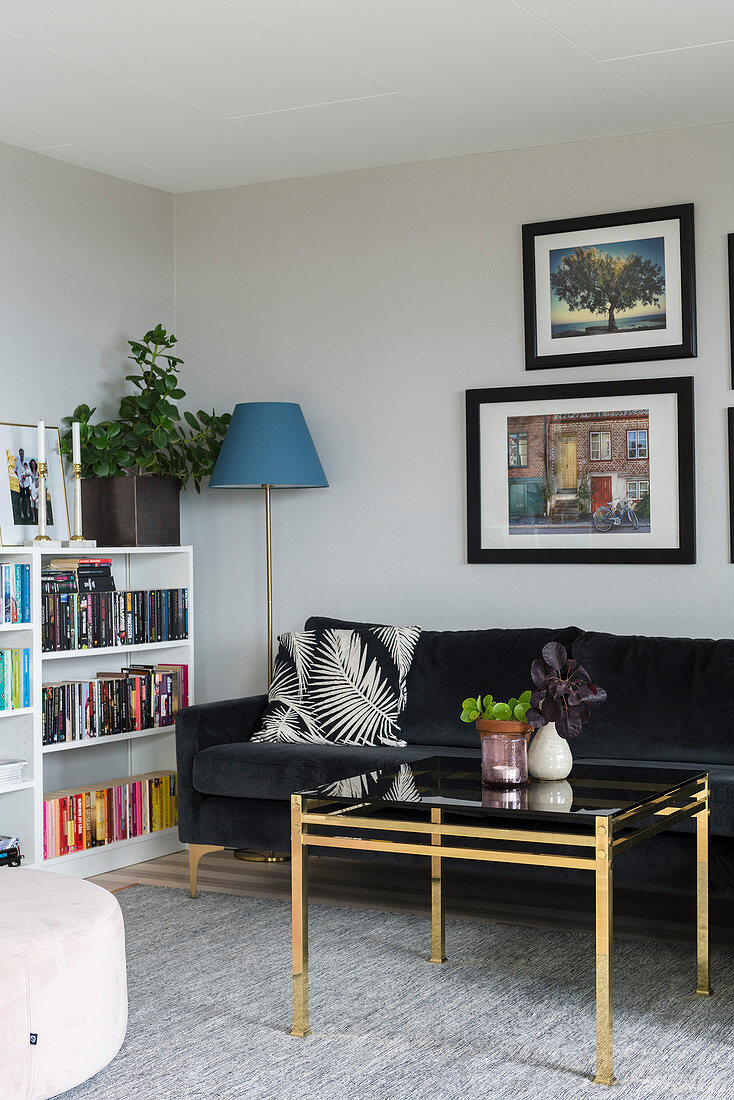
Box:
(176, 617), (734, 897)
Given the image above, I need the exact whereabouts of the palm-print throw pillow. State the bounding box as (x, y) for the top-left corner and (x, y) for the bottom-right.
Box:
(252, 626), (420, 747)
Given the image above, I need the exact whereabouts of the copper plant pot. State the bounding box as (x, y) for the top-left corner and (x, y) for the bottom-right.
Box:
(475, 719), (533, 738)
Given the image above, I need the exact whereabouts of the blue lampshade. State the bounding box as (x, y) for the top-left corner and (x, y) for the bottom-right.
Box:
(209, 402), (328, 488)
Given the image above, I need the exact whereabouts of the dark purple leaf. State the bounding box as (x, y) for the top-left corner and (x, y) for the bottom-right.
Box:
(557, 706), (583, 739)
(526, 707), (545, 729)
(530, 658), (553, 687)
(541, 641), (567, 672)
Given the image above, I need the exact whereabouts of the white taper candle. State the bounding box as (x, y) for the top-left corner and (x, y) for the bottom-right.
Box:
(37, 420), (45, 464)
(72, 421), (81, 466)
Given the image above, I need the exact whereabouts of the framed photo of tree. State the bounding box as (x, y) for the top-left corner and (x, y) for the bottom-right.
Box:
(522, 204), (696, 371)
(466, 376), (695, 564)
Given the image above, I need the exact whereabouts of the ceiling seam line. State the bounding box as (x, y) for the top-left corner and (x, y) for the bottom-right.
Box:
(508, 0), (690, 124)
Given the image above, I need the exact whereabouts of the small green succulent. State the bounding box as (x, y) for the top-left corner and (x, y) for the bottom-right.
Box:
(460, 690), (532, 724)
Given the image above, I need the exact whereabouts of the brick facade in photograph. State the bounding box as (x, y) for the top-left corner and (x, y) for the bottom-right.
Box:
(507, 410), (650, 521)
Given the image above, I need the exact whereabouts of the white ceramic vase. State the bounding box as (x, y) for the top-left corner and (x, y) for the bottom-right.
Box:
(527, 722), (572, 780)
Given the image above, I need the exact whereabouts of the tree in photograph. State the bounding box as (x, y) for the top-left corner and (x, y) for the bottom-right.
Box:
(551, 246), (665, 332)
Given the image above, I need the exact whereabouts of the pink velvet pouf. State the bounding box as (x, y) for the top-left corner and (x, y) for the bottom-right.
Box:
(1, 868), (127, 1099)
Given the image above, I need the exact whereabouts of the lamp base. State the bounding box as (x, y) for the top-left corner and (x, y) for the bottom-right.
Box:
(233, 849), (289, 863)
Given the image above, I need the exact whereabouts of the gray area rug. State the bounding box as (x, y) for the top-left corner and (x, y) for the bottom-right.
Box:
(64, 886), (732, 1100)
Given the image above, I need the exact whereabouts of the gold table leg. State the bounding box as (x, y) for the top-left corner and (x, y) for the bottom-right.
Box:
(696, 778), (712, 996)
(593, 817), (616, 1086)
(430, 807), (447, 963)
(290, 795), (311, 1037)
(188, 843), (224, 899)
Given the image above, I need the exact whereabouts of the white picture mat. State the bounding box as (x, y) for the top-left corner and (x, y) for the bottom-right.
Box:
(0, 425), (69, 544)
(535, 218), (683, 358)
(479, 391), (679, 550)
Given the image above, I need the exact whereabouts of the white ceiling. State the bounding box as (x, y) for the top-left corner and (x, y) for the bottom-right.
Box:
(1, 1), (733, 193)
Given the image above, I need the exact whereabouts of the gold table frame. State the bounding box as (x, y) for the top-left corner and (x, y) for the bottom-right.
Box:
(289, 770), (711, 1085)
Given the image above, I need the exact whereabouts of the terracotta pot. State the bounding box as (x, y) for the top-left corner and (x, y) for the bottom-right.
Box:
(475, 718), (532, 738)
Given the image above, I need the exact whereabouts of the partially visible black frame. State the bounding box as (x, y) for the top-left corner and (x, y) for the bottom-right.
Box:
(728, 234), (734, 388)
(728, 408), (734, 563)
(522, 204), (697, 371)
(466, 376), (696, 565)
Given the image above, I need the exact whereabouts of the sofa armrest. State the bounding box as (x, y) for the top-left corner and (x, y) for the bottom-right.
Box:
(175, 695), (267, 844)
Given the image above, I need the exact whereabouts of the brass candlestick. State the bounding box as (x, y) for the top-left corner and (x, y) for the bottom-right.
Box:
(69, 463), (86, 543)
(33, 462), (52, 543)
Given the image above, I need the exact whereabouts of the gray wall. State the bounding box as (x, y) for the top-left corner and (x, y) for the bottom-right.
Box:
(175, 122), (734, 703)
(0, 141), (173, 431)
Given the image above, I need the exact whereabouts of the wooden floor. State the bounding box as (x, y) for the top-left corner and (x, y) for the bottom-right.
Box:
(91, 849), (734, 946)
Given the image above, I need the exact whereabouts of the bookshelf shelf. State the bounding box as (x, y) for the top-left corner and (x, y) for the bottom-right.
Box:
(42, 639), (188, 661)
(43, 724), (175, 753)
(0, 779), (34, 796)
(43, 826), (179, 873)
(0, 545), (192, 876)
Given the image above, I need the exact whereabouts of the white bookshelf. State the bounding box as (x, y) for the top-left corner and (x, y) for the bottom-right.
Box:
(0, 545), (192, 876)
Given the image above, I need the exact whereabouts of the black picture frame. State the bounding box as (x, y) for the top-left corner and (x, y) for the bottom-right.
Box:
(728, 409), (734, 563)
(522, 204), (697, 371)
(728, 234), (734, 389)
(466, 376), (695, 565)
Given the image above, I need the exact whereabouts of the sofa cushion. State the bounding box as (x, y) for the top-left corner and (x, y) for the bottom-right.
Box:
(575, 757), (734, 837)
(572, 631), (734, 765)
(251, 627), (411, 748)
(306, 618), (581, 746)
(193, 741), (477, 801)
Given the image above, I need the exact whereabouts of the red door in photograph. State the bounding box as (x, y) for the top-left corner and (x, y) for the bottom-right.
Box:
(591, 476), (612, 512)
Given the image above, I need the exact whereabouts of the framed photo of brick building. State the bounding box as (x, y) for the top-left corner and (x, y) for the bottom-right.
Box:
(466, 377), (695, 564)
(522, 204), (696, 371)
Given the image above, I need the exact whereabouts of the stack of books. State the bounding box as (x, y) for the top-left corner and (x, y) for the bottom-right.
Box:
(0, 562), (31, 623)
(41, 586), (189, 651)
(43, 771), (178, 857)
(42, 662), (189, 745)
(0, 759), (28, 790)
(0, 649), (31, 711)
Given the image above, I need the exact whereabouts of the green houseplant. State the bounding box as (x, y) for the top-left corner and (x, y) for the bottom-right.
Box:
(61, 325), (231, 545)
(460, 691), (532, 727)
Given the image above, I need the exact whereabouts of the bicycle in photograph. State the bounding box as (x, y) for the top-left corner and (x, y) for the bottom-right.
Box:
(592, 496), (640, 532)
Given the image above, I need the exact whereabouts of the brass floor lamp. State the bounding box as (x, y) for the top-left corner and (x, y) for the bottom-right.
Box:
(210, 402), (328, 861)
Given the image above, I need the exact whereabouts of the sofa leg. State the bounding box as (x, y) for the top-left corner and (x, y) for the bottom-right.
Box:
(188, 844), (225, 898)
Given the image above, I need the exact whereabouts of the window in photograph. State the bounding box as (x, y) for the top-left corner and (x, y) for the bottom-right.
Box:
(627, 429), (648, 459)
(590, 431), (611, 461)
(508, 432), (529, 468)
(627, 480), (650, 500)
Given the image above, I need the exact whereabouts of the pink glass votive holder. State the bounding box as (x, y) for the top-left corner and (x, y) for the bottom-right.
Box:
(476, 723), (530, 788)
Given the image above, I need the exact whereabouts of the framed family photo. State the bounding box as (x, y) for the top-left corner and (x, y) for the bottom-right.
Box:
(522, 204), (697, 371)
(466, 377), (695, 564)
(0, 422), (69, 545)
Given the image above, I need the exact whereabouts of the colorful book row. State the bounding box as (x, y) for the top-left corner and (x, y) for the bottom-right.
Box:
(42, 663), (189, 745)
(1, 563), (31, 624)
(0, 648), (31, 711)
(43, 772), (178, 858)
(41, 587), (189, 651)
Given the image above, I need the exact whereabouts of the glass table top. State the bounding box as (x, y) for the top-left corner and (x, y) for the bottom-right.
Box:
(299, 756), (706, 824)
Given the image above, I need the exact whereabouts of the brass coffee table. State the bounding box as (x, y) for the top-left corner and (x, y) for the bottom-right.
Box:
(288, 758), (711, 1085)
